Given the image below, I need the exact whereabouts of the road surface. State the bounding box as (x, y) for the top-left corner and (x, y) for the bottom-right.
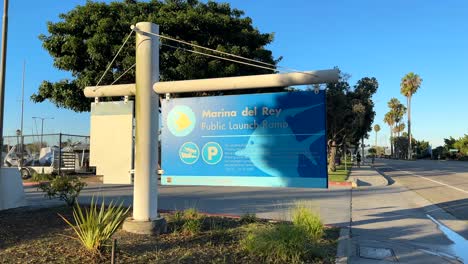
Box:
(24, 183), (351, 226)
(374, 158), (468, 221)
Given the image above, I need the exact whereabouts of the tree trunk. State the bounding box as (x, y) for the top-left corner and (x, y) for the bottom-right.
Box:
(375, 131), (377, 147)
(328, 140), (337, 172)
(390, 127), (394, 158)
(407, 96), (412, 159)
(361, 136), (365, 163)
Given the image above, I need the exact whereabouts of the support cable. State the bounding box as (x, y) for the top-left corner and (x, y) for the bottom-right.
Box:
(95, 29), (134, 87)
(162, 43), (277, 72)
(110, 63), (136, 85)
(134, 27), (317, 77)
(93, 25), (323, 93)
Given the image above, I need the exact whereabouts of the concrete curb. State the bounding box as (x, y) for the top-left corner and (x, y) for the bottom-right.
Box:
(26, 181), (353, 188)
(372, 166), (395, 185)
(329, 181), (352, 187)
(349, 166), (389, 188)
(23, 181), (46, 187)
(335, 227), (351, 264)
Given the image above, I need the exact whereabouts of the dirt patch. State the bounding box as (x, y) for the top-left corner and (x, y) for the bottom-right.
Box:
(0, 206), (339, 263)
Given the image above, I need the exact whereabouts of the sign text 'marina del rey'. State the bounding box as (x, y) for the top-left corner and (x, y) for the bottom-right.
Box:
(161, 91), (328, 188)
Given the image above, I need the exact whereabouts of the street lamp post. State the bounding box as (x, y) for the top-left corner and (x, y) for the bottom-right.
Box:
(32, 117), (54, 147)
(0, 0), (9, 169)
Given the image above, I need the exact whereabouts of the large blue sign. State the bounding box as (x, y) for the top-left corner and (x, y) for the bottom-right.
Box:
(161, 91), (327, 188)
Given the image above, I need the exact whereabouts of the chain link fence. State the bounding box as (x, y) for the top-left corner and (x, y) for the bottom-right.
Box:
(2, 133), (94, 178)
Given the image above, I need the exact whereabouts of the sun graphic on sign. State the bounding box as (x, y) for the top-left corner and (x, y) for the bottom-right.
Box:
(167, 105), (196, 137)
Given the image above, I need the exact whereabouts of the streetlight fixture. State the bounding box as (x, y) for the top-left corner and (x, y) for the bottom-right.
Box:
(32, 117), (54, 147)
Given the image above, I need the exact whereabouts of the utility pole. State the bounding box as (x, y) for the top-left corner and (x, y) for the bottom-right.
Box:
(32, 117), (54, 147)
(0, 0), (9, 169)
(19, 61), (25, 167)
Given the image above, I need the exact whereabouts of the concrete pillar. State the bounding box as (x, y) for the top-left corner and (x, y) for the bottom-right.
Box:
(123, 22), (166, 235)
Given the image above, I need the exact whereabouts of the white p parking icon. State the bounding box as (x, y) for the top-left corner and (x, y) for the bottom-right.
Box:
(202, 142), (223, 165)
(208, 146), (218, 160)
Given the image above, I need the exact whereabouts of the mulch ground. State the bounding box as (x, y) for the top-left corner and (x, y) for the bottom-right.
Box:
(0, 206), (339, 264)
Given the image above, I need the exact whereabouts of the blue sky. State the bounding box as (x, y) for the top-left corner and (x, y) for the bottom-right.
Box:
(1, 0), (467, 147)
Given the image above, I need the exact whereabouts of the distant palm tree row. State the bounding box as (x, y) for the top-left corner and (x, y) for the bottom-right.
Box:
(377, 72), (422, 159)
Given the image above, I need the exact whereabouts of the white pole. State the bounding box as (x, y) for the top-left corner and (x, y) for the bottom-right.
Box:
(0, 0), (9, 169)
(20, 61), (25, 167)
(154, 69), (339, 94)
(133, 22), (159, 221)
(83, 69), (340, 97)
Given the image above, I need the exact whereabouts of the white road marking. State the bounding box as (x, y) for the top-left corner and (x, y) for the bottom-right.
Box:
(385, 166), (468, 195)
(426, 214), (467, 263)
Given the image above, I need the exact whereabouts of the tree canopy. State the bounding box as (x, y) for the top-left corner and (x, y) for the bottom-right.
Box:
(373, 124), (380, 133)
(33, 0), (279, 112)
(453, 135), (468, 155)
(387, 98), (406, 125)
(325, 75), (378, 171)
(400, 72), (422, 98)
(326, 76), (378, 146)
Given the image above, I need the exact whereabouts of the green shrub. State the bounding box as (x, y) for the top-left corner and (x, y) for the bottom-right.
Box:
(291, 205), (324, 241)
(182, 218), (203, 235)
(59, 198), (130, 255)
(183, 208), (200, 219)
(240, 213), (257, 224)
(38, 175), (86, 206)
(241, 223), (309, 264)
(170, 210), (185, 233)
(182, 208), (204, 235)
(241, 206), (325, 263)
(31, 171), (53, 182)
(169, 208), (204, 235)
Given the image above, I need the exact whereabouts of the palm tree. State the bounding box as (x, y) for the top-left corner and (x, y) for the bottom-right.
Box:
(388, 98), (400, 110)
(393, 123), (405, 137)
(384, 112), (395, 157)
(374, 124), (381, 147)
(388, 98), (406, 136)
(401, 72), (422, 159)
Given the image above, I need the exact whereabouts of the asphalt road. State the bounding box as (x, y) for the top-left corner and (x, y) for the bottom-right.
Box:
(24, 183), (351, 226)
(373, 158), (468, 221)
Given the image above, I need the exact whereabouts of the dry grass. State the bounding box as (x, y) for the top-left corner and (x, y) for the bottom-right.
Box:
(0, 206), (339, 264)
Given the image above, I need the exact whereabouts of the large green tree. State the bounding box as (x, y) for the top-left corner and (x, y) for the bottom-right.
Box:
(454, 134), (468, 156)
(400, 72), (422, 159)
(444, 137), (457, 151)
(326, 79), (352, 172)
(33, 0), (279, 112)
(326, 75), (378, 172)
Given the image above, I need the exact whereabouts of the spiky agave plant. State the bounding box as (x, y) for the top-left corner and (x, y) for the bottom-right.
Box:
(59, 197), (130, 255)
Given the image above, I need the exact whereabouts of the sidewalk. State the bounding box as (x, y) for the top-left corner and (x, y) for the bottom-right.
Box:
(346, 166), (467, 263)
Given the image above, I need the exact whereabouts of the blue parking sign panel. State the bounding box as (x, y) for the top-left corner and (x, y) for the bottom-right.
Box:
(161, 91), (328, 188)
